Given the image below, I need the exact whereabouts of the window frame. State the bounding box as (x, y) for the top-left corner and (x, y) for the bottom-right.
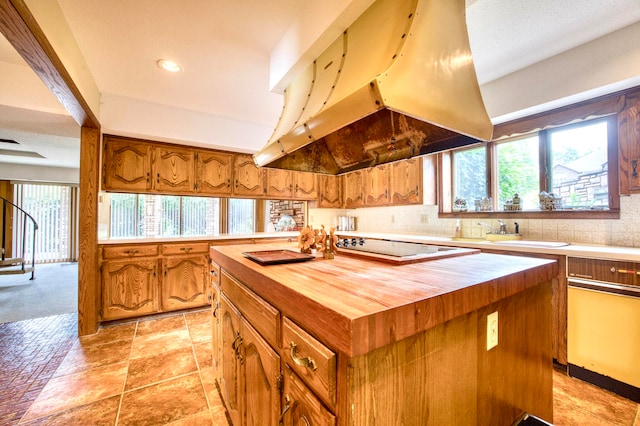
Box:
(438, 115), (620, 219)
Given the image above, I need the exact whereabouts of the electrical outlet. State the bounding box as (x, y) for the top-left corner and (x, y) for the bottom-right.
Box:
(391, 215), (395, 223)
(487, 311), (498, 350)
(420, 214), (428, 223)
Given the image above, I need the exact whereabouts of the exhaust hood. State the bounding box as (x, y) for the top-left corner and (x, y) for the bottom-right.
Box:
(254, 0), (493, 175)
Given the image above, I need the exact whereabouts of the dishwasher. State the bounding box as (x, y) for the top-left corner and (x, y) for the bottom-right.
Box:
(567, 256), (640, 403)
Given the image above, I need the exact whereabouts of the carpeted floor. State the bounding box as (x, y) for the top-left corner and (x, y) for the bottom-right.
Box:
(0, 262), (78, 323)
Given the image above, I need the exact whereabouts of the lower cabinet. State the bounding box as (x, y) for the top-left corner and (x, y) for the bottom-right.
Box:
(214, 264), (336, 426)
(101, 258), (159, 320)
(281, 365), (335, 426)
(162, 254), (209, 311)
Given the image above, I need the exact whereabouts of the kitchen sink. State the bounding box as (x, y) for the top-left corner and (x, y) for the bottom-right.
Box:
(484, 233), (522, 242)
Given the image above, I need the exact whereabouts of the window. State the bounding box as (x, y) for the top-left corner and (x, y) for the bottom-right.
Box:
(495, 135), (540, 209)
(452, 145), (487, 203)
(444, 116), (617, 214)
(228, 198), (255, 234)
(109, 194), (221, 238)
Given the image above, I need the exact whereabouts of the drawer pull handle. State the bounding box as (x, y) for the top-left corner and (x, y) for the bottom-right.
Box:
(290, 342), (317, 371)
(279, 394), (291, 426)
(124, 249), (139, 255)
(180, 247), (193, 253)
(210, 269), (218, 277)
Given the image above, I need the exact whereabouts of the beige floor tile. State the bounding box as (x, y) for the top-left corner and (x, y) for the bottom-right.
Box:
(21, 361), (128, 421)
(79, 322), (136, 346)
(118, 373), (209, 426)
(135, 314), (187, 337)
(54, 337), (132, 377)
(19, 395), (120, 426)
(125, 346), (198, 391)
(130, 328), (192, 358)
(166, 409), (214, 425)
(193, 340), (213, 369)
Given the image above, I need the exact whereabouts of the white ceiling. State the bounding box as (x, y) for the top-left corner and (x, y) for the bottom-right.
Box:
(1, 0), (639, 171)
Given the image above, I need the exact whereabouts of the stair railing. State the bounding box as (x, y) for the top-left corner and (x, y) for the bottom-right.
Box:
(1, 196), (38, 279)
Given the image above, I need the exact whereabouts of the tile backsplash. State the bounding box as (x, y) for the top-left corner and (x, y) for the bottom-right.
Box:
(309, 194), (640, 248)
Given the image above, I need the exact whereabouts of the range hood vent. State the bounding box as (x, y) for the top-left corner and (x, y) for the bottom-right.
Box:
(254, 0), (493, 175)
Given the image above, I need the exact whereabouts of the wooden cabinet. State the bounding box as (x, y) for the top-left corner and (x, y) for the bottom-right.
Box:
(364, 164), (390, 206)
(266, 168), (293, 198)
(211, 264), (221, 378)
(234, 154), (265, 197)
(343, 170), (364, 209)
(340, 158), (423, 208)
(318, 175), (342, 208)
(102, 136), (153, 192)
(162, 254), (209, 311)
(266, 169), (318, 200)
(390, 157), (422, 205)
(295, 172), (318, 200)
(619, 89), (640, 194)
(195, 150), (233, 195)
(281, 365), (336, 426)
(218, 270), (282, 426)
(153, 145), (195, 193)
(101, 257), (159, 320)
(220, 294), (243, 426)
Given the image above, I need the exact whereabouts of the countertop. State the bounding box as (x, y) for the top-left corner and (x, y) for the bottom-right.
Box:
(334, 231), (640, 261)
(210, 242), (556, 357)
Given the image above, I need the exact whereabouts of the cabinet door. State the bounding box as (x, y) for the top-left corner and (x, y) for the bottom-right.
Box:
(220, 295), (243, 426)
(364, 164), (389, 206)
(195, 150), (233, 195)
(282, 365), (335, 426)
(211, 283), (221, 378)
(242, 320), (281, 426)
(102, 136), (152, 191)
(266, 168), (293, 198)
(619, 90), (640, 194)
(318, 175), (342, 208)
(390, 158), (422, 205)
(295, 172), (318, 200)
(101, 259), (159, 320)
(153, 146), (195, 193)
(161, 254), (209, 311)
(234, 154), (266, 197)
(343, 170), (364, 209)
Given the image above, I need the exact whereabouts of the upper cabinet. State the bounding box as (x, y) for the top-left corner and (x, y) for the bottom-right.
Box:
(334, 158), (424, 208)
(294, 172), (318, 200)
(194, 150), (233, 195)
(390, 158), (422, 205)
(318, 175), (342, 208)
(266, 168), (293, 199)
(153, 145), (195, 193)
(233, 154), (266, 197)
(619, 89), (640, 194)
(103, 136), (153, 192)
(364, 164), (390, 206)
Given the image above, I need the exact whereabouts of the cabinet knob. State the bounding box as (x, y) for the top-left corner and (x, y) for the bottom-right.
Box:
(611, 267), (617, 273)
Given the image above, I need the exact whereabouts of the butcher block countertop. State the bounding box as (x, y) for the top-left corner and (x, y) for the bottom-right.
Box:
(210, 242), (557, 357)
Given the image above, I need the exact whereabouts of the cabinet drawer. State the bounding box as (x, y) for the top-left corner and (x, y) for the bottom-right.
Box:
(210, 260), (220, 286)
(283, 317), (337, 408)
(102, 244), (158, 259)
(220, 270), (280, 349)
(162, 242), (209, 256)
(282, 364), (336, 426)
(568, 257), (638, 286)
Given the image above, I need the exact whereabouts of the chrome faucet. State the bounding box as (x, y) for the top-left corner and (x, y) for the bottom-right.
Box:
(497, 220), (507, 234)
(478, 220), (507, 234)
(477, 221), (497, 234)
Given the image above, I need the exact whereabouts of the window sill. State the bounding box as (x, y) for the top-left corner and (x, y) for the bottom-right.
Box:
(439, 209), (620, 220)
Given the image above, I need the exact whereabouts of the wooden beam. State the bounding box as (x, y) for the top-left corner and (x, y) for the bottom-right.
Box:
(0, 0), (99, 128)
(78, 126), (100, 335)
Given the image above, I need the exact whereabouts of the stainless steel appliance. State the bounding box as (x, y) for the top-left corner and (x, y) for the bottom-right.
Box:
(567, 256), (640, 403)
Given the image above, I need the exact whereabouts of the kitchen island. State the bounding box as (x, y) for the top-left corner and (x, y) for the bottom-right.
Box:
(210, 242), (557, 425)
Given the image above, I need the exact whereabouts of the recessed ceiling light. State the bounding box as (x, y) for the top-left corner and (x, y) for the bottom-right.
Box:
(157, 59), (183, 73)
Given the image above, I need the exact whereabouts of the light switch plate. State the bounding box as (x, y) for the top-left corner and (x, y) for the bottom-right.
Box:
(487, 311), (498, 350)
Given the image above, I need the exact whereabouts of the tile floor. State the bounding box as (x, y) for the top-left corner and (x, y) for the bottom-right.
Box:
(1, 310), (639, 425)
